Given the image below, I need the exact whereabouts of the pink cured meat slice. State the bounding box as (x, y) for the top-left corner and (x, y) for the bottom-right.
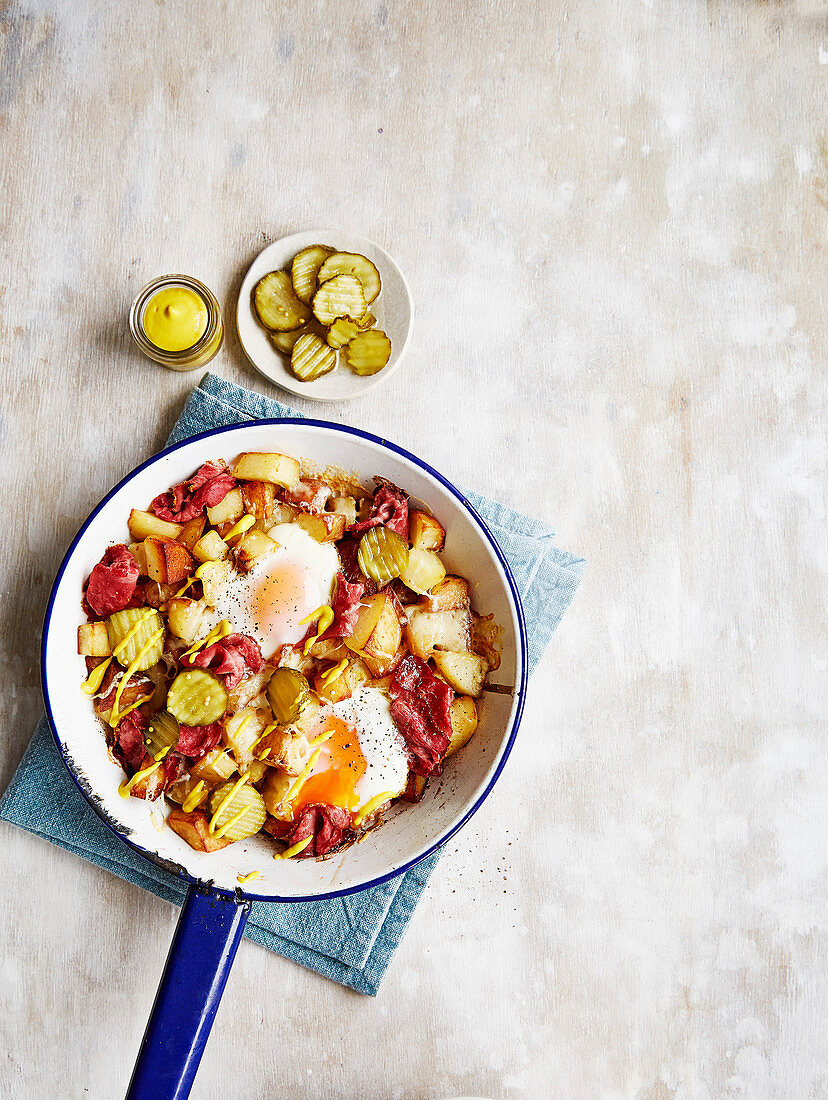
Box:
(181, 633), (264, 690)
(151, 461), (237, 524)
(85, 545), (140, 617)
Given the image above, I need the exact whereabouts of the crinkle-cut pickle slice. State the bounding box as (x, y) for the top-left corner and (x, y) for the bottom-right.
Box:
(290, 333), (336, 382)
(208, 781), (267, 842)
(317, 252), (382, 304)
(270, 325), (311, 355)
(107, 608), (164, 670)
(357, 526), (409, 585)
(326, 317), (360, 350)
(291, 244), (334, 305)
(253, 271), (312, 332)
(344, 328), (392, 377)
(266, 667), (310, 725)
(145, 711), (180, 757)
(311, 274), (366, 327)
(167, 668), (228, 726)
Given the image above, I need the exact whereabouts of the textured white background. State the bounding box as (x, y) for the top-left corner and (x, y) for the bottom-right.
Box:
(1, 2), (826, 1098)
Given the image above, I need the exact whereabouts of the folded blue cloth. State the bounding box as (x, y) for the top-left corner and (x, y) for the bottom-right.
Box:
(0, 373), (585, 995)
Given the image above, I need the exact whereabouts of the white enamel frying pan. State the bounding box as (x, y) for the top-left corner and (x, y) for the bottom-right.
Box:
(41, 419), (527, 1099)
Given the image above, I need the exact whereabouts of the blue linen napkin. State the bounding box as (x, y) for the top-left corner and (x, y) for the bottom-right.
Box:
(0, 373), (585, 995)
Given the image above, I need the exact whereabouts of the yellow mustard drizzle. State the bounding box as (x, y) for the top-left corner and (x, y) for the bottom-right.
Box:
(257, 747), (272, 761)
(182, 619), (232, 660)
(119, 759), (162, 798)
(231, 714), (253, 741)
(207, 773), (250, 837)
(308, 729), (335, 748)
(153, 745), (171, 762)
(224, 514), (255, 543)
(171, 560), (214, 602)
(109, 627), (164, 726)
(320, 658), (349, 686)
(298, 605), (334, 656)
(353, 791), (396, 829)
(80, 609), (157, 695)
(275, 835), (313, 860)
(182, 780), (207, 813)
(237, 870), (260, 884)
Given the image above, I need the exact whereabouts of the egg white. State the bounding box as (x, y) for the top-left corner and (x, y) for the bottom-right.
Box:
(328, 687), (409, 812)
(211, 522), (339, 659)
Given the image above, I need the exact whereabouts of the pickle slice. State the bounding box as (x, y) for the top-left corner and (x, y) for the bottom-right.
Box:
(270, 326), (310, 355)
(326, 318), (360, 350)
(266, 667), (310, 725)
(145, 711), (180, 757)
(355, 312), (377, 330)
(344, 329), (392, 376)
(290, 333), (336, 382)
(317, 252), (381, 304)
(357, 527), (409, 585)
(107, 609), (165, 671)
(167, 669), (228, 726)
(312, 274), (366, 326)
(208, 781), (267, 842)
(291, 244), (334, 304)
(253, 271), (311, 332)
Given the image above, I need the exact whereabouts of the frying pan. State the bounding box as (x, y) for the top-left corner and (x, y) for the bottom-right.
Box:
(41, 420), (528, 1099)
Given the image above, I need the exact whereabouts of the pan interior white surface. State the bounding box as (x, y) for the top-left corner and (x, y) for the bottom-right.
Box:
(236, 231), (413, 402)
(43, 422), (523, 899)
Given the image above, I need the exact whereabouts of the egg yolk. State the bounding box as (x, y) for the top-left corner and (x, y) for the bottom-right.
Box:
(252, 564), (316, 643)
(294, 715), (367, 814)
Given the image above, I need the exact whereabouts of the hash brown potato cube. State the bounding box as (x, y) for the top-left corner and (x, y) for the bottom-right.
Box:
(206, 487), (244, 527)
(404, 607), (472, 661)
(144, 536), (195, 585)
(189, 748), (238, 785)
(192, 530), (229, 563)
(431, 651), (488, 698)
(77, 621), (111, 657)
(446, 695), (479, 756)
(232, 452), (301, 489)
(177, 514), (207, 551)
(168, 808), (232, 852)
(234, 530), (277, 572)
(295, 511), (347, 543)
(419, 576), (471, 613)
(258, 727), (312, 776)
(128, 508), (182, 542)
(241, 480), (277, 526)
(345, 590), (402, 663)
(409, 511), (445, 551)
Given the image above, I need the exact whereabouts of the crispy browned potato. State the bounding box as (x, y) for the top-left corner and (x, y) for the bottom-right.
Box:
(419, 576), (471, 613)
(409, 511), (445, 551)
(129, 755), (166, 801)
(345, 590), (402, 673)
(295, 511), (347, 543)
(313, 657), (371, 705)
(257, 727), (312, 776)
(168, 808), (233, 852)
(177, 515), (207, 551)
(144, 537), (195, 585)
(404, 607), (472, 661)
(77, 622), (111, 657)
(234, 530), (277, 572)
(205, 487), (244, 526)
(242, 480), (277, 526)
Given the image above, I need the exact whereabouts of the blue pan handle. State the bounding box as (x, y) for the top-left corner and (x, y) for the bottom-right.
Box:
(125, 884), (250, 1100)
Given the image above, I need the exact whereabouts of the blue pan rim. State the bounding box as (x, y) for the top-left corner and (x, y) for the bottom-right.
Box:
(41, 418), (529, 903)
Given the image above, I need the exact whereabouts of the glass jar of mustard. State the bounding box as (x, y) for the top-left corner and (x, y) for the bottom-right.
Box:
(129, 275), (224, 371)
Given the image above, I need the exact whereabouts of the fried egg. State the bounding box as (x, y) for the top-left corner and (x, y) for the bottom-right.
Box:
(296, 687), (409, 817)
(212, 522), (339, 659)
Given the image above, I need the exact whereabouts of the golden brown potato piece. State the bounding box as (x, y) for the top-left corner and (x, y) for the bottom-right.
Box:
(446, 695), (479, 756)
(165, 597), (214, 644)
(234, 530), (277, 572)
(168, 808), (232, 852)
(144, 537), (195, 585)
(177, 514), (207, 551)
(345, 590), (402, 670)
(431, 651), (488, 698)
(295, 511), (347, 543)
(205, 487), (244, 526)
(129, 755), (166, 801)
(257, 727), (312, 776)
(192, 531), (229, 564)
(262, 768), (294, 820)
(405, 607), (472, 661)
(409, 511), (445, 551)
(77, 622), (111, 657)
(242, 480), (277, 526)
(189, 748), (238, 785)
(128, 541), (148, 576)
(128, 509), (182, 542)
(419, 576), (471, 613)
(232, 452), (301, 488)
(313, 657), (371, 705)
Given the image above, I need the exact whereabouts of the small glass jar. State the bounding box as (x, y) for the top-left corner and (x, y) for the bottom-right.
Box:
(129, 274), (224, 371)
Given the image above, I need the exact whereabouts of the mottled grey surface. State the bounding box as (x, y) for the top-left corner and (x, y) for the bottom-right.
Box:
(0, 1), (826, 1098)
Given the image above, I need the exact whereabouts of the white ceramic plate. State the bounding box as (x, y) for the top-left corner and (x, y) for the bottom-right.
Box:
(236, 231), (413, 402)
(43, 421), (527, 901)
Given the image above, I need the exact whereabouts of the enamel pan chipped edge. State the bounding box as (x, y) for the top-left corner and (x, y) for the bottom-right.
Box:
(40, 419), (528, 1099)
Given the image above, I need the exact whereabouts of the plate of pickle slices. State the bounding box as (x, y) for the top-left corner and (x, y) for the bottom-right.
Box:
(236, 230), (413, 402)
